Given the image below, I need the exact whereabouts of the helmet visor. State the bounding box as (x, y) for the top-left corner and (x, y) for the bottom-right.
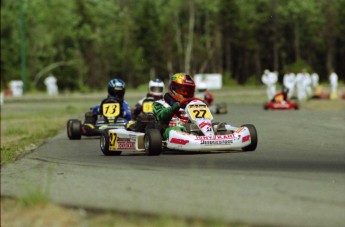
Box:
(150, 86), (164, 93)
(172, 82), (195, 98)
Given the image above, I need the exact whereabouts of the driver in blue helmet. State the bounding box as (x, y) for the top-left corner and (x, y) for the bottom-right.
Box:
(88, 78), (132, 123)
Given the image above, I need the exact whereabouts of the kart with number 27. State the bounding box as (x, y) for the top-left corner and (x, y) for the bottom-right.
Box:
(100, 98), (258, 156)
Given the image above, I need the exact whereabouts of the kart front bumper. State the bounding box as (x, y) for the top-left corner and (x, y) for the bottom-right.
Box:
(166, 129), (251, 151)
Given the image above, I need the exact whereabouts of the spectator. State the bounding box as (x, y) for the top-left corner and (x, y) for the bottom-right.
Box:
(283, 70), (296, 99)
(261, 69), (277, 101)
(44, 74), (59, 96)
(329, 70), (338, 99)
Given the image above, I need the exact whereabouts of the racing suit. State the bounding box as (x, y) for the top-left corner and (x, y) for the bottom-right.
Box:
(153, 93), (187, 140)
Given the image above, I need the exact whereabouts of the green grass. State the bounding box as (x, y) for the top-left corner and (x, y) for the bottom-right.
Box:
(0, 96), (101, 164)
(19, 187), (49, 207)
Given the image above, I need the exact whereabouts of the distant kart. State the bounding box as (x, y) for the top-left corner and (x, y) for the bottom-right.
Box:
(209, 102), (228, 114)
(100, 98), (258, 156)
(264, 92), (299, 110)
(67, 100), (127, 140)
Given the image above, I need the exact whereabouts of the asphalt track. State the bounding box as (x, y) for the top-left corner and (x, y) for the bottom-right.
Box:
(1, 103), (345, 226)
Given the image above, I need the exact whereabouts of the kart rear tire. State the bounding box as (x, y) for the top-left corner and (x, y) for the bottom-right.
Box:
(241, 124), (258, 151)
(100, 129), (122, 156)
(67, 119), (82, 140)
(144, 129), (162, 156)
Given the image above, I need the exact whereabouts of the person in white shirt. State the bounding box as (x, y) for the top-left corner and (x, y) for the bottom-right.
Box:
(311, 72), (319, 89)
(295, 70), (306, 101)
(9, 80), (24, 97)
(329, 70), (338, 99)
(303, 70), (312, 99)
(261, 69), (277, 101)
(44, 74), (59, 96)
(283, 70), (296, 99)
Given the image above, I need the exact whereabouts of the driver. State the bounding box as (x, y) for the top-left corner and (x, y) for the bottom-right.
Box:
(132, 78), (165, 119)
(272, 86), (289, 103)
(153, 73), (196, 140)
(89, 78), (132, 124)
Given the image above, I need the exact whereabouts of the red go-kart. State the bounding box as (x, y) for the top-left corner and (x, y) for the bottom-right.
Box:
(264, 92), (299, 110)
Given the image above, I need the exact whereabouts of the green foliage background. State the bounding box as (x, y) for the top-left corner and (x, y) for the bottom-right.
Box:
(1, 0), (344, 91)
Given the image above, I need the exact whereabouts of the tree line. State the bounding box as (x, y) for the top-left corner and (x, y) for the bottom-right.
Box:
(1, 0), (344, 92)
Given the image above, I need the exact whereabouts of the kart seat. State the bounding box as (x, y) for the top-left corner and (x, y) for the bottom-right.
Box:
(213, 122), (228, 135)
(185, 123), (202, 136)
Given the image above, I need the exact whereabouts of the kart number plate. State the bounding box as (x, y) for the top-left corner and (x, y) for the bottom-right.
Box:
(109, 132), (118, 150)
(143, 101), (154, 113)
(103, 103), (120, 118)
(187, 104), (212, 120)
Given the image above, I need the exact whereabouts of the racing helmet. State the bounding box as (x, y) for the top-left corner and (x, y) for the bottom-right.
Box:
(168, 73), (195, 102)
(108, 78), (125, 99)
(148, 78), (164, 99)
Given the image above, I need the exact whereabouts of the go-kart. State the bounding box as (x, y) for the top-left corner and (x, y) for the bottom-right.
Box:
(209, 102), (228, 114)
(128, 97), (156, 132)
(67, 100), (127, 140)
(100, 98), (258, 156)
(264, 92), (299, 110)
(195, 91), (227, 114)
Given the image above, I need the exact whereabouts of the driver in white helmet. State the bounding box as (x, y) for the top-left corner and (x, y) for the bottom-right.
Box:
(132, 78), (165, 119)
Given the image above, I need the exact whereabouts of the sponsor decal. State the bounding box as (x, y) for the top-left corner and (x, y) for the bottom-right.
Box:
(195, 134), (235, 140)
(199, 121), (212, 129)
(242, 135), (250, 143)
(273, 103), (289, 108)
(117, 142), (135, 149)
(117, 137), (131, 142)
(170, 138), (189, 145)
(201, 140), (233, 145)
(235, 127), (244, 133)
(189, 104), (207, 109)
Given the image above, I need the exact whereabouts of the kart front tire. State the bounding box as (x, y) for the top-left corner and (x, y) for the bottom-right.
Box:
(67, 119), (82, 140)
(144, 129), (162, 156)
(100, 129), (122, 156)
(241, 124), (258, 151)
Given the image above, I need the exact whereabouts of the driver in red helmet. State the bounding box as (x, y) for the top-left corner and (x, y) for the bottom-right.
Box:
(153, 73), (196, 140)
